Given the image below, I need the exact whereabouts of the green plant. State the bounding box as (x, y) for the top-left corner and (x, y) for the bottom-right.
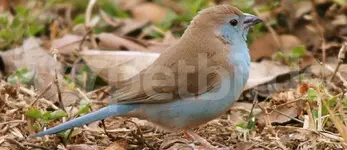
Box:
(0, 5), (46, 50)
(275, 45), (307, 66)
(7, 68), (35, 85)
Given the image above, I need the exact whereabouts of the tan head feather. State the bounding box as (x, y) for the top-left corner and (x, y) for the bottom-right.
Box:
(190, 5), (243, 28)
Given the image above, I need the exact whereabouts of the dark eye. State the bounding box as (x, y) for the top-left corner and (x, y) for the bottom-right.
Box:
(229, 19), (238, 26)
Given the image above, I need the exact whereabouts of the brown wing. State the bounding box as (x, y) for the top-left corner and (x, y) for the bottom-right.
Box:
(109, 51), (233, 104)
(110, 27), (234, 104)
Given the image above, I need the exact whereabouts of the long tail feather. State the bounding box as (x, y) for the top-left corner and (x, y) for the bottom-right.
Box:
(33, 104), (136, 137)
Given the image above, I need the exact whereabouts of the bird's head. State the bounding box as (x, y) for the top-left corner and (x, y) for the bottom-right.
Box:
(189, 5), (262, 45)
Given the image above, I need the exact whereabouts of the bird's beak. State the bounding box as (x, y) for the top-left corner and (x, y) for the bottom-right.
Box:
(243, 14), (263, 29)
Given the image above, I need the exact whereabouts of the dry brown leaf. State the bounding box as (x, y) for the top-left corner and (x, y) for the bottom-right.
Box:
(81, 50), (159, 85)
(257, 90), (302, 126)
(250, 34), (302, 61)
(257, 105), (300, 126)
(51, 34), (85, 55)
(116, 19), (150, 36)
(245, 60), (294, 90)
(97, 33), (148, 51)
(67, 144), (103, 150)
(131, 3), (168, 23)
(294, 1), (312, 19)
(0, 0), (9, 13)
(100, 10), (149, 35)
(116, 0), (145, 10)
(0, 38), (79, 106)
(160, 137), (193, 150)
(104, 141), (128, 150)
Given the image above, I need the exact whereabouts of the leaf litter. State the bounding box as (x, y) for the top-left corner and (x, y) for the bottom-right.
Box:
(0, 0), (347, 149)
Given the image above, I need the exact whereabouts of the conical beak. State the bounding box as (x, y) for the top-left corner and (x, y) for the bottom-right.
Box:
(243, 14), (263, 29)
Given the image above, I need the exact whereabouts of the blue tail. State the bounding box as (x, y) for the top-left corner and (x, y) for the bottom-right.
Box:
(33, 104), (136, 137)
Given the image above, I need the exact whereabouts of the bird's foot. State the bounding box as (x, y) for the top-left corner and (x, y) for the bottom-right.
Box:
(185, 130), (215, 149)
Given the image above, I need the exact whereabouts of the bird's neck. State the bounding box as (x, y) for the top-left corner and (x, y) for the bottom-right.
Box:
(228, 42), (250, 88)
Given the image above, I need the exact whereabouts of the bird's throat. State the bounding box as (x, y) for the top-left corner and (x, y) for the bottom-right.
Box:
(228, 43), (250, 90)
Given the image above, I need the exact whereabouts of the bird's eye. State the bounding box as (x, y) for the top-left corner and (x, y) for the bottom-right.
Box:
(229, 19), (238, 26)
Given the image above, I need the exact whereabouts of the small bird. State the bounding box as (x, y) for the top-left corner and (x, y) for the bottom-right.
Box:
(33, 5), (262, 148)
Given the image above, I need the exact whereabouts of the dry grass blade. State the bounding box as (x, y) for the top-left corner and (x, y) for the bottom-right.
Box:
(323, 99), (347, 143)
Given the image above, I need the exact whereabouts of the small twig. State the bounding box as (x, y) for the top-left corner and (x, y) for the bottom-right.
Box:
(257, 103), (272, 127)
(125, 120), (154, 149)
(101, 120), (118, 141)
(52, 49), (66, 112)
(276, 140), (289, 150)
(19, 87), (36, 97)
(66, 128), (75, 143)
(85, 0), (97, 27)
(322, 39), (327, 64)
(66, 88), (91, 140)
(78, 27), (92, 51)
(325, 64), (347, 88)
(29, 82), (53, 107)
(253, 8), (282, 50)
(330, 43), (347, 81)
(310, 0), (326, 56)
(317, 93), (323, 131)
(271, 108), (305, 124)
(5, 138), (25, 150)
(23, 142), (51, 150)
(85, 0), (98, 49)
(0, 120), (26, 126)
(275, 98), (304, 108)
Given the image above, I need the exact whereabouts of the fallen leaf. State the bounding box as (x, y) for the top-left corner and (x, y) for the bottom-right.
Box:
(96, 33), (148, 51)
(51, 34), (86, 55)
(250, 34), (302, 61)
(81, 50), (159, 85)
(160, 136), (193, 150)
(294, 1), (312, 19)
(104, 141), (128, 150)
(131, 3), (168, 23)
(0, 38), (79, 106)
(116, 0), (145, 10)
(257, 90), (302, 126)
(67, 144), (103, 150)
(245, 60), (294, 90)
(0, 0), (9, 13)
(100, 10), (150, 36)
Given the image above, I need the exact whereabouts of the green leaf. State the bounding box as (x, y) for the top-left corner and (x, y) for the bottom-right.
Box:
(7, 74), (18, 84)
(27, 24), (44, 36)
(7, 68), (34, 85)
(76, 100), (90, 116)
(42, 111), (52, 121)
(312, 109), (318, 119)
(49, 110), (68, 121)
(333, 0), (345, 6)
(99, 0), (129, 18)
(246, 117), (256, 131)
(291, 45), (306, 58)
(73, 14), (85, 25)
(25, 108), (42, 119)
(0, 13), (9, 26)
(235, 122), (247, 128)
(15, 6), (29, 17)
(58, 128), (82, 142)
(275, 51), (285, 59)
(307, 88), (317, 102)
(322, 97), (337, 115)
